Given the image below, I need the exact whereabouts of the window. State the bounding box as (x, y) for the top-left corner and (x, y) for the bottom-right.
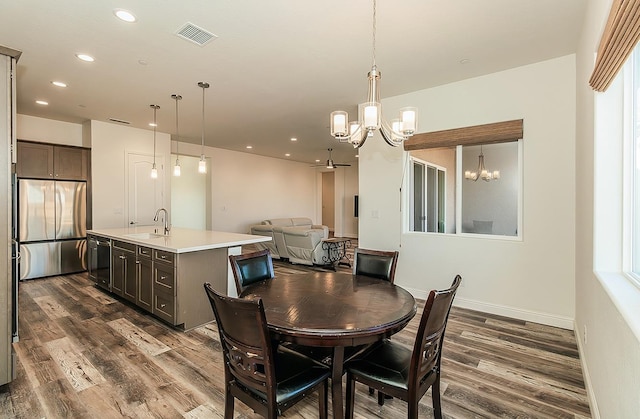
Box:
(410, 157), (446, 233)
(405, 141), (521, 238)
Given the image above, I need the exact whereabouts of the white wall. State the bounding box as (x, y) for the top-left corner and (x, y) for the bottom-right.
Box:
(17, 114), (86, 146)
(359, 55), (576, 329)
(170, 154), (207, 230)
(173, 141), (319, 234)
(574, 0), (640, 417)
(89, 120), (171, 229)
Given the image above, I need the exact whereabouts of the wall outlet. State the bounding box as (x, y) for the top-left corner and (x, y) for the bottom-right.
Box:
(583, 324), (587, 345)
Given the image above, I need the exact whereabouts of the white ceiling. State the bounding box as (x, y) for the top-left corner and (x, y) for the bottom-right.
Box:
(0, 0), (587, 165)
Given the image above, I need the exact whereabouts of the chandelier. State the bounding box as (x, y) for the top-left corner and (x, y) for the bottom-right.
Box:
(330, 0), (417, 148)
(465, 146), (500, 182)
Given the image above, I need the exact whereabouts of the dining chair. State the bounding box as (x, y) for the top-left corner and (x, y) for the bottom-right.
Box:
(228, 249), (275, 295)
(344, 275), (462, 419)
(353, 248), (399, 283)
(203, 283), (330, 419)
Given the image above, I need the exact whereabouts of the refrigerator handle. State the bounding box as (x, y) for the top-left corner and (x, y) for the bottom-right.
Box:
(55, 185), (62, 238)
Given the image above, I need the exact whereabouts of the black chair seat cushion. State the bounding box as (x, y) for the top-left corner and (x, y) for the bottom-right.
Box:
(244, 345), (330, 405)
(347, 339), (413, 391)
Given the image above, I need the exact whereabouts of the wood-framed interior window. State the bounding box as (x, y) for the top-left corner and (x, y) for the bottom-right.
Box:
(403, 120), (523, 238)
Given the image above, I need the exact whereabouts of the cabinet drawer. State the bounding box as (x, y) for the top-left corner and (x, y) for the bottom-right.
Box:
(137, 246), (152, 258)
(113, 240), (136, 252)
(154, 264), (175, 291)
(153, 249), (174, 265)
(153, 288), (175, 324)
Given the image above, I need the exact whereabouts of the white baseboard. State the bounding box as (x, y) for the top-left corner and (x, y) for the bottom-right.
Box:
(402, 286), (574, 330)
(574, 320), (600, 419)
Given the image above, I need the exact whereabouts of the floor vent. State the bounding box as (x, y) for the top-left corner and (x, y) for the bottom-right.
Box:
(176, 22), (217, 46)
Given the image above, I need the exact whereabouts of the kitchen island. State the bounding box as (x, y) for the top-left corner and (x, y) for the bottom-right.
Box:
(87, 227), (270, 330)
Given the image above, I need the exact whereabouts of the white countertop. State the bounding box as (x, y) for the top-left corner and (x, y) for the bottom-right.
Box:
(87, 226), (271, 253)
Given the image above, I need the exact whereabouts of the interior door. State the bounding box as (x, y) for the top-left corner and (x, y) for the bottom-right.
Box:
(127, 153), (163, 227)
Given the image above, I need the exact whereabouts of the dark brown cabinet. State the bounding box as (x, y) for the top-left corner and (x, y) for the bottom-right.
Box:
(17, 141), (89, 180)
(152, 256), (176, 324)
(16, 142), (53, 178)
(53, 146), (89, 180)
(136, 247), (153, 311)
(112, 241), (136, 303)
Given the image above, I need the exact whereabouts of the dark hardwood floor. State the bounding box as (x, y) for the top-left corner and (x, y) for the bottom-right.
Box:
(0, 250), (591, 418)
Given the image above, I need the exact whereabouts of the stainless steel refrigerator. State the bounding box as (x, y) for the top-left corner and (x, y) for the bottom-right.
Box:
(18, 179), (87, 280)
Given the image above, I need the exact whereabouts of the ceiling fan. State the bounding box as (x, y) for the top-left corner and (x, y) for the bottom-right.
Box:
(313, 148), (351, 169)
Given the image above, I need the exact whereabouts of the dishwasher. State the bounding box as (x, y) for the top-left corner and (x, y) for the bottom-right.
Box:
(88, 236), (112, 291)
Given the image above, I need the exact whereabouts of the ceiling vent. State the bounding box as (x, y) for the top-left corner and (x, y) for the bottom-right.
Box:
(108, 118), (130, 125)
(176, 22), (217, 46)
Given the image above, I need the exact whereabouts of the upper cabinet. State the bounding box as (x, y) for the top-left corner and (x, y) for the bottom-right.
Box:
(17, 141), (90, 180)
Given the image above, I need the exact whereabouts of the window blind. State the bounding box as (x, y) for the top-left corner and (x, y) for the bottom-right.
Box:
(589, 0), (640, 92)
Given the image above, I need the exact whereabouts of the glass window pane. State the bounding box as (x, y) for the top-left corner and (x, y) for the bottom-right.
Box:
(461, 142), (519, 236)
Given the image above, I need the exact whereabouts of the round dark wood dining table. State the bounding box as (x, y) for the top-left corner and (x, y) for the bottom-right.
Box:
(239, 271), (417, 419)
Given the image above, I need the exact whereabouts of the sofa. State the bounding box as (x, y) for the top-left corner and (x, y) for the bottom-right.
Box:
(250, 217), (328, 263)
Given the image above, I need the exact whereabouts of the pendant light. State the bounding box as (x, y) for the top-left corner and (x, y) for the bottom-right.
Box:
(150, 104), (160, 179)
(197, 81), (210, 174)
(171, 94), (182, 176)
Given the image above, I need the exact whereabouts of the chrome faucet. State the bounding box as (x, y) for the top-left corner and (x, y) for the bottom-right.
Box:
(153, 208), (171, 235)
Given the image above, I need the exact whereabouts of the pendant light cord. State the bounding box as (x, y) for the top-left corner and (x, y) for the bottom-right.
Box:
(174, 95), (180, 155)
(372, 0), (377, 68)
(201, 86), (205, 154)
(198, 82), (210, 154)
(150, 104), (159, 165)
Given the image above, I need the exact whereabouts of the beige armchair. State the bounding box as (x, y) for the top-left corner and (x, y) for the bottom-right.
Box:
(281, 227), (328, 266)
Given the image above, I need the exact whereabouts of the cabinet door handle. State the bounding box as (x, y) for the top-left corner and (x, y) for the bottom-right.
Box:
(119, 255), (126, 259)
(160, 255), (166, 259)
(160, 303), (166, 308)
(160, 275), (167, 280)
(136, 260), (140, 264)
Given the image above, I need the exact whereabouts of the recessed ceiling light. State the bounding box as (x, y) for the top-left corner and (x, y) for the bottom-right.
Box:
(290, 137), (297, 142)
(285, 153), (291, 157)
(114, 9), (137, 23)
(138, 60), (148, 66)
(459, 58), (471, 65)
(51, 81), (67, 88)
(76, 53), (95, 62)
(315, 159), (320, 163)
(35, 100), (48, 105)
(246, 145), (253, 149)
(149, 123), (157, 127)
(355, 154), (359, 158)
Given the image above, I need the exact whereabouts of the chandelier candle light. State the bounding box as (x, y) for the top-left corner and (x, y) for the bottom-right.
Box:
(330, 0), (418, 148)
(465, 145), (500, 182)
(172, 94), (182, 177)
(150, 104), (160, 179)
(198, 81), (210, 174)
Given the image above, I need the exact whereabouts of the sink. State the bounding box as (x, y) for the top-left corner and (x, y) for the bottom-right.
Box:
(124, 232), (166, 239)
